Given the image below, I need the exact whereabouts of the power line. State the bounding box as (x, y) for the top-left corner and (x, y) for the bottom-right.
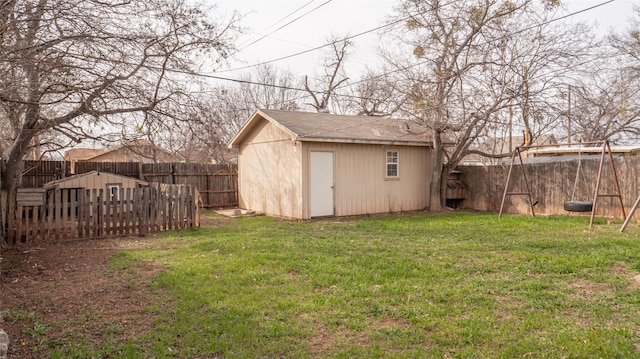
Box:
(167, 0), (622, 108)
(339, 0), (618, 90)
(172, 68), (371, 101)
(236, 0), (333, 53)
(236, 0), (317, 49)
(216, 12), (408, 74)
(179, 2), (630, 144)
(535, 50), (628, 82)
(218, 0), (615, 75)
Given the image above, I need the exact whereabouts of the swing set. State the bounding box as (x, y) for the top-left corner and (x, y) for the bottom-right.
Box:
(499, 140), (626, 227)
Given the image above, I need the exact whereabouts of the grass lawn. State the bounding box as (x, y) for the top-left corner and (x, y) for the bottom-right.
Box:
(55, 212), (640, 357)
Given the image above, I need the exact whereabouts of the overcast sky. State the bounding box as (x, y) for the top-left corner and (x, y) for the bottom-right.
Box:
(208, 0), (637, 80)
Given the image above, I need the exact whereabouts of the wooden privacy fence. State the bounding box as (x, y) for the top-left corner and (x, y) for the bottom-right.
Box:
(15, 160), (237, 208)
(1, 184), (199, 245)
(459, 155), (640, 219)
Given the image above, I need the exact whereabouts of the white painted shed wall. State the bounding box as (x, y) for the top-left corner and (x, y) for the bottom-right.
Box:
(237, 120), (303, 218)
(301, 142), (432, 219)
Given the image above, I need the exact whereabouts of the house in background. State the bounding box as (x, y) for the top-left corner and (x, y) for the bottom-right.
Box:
(228, 109), (435, 219)
(526, 144), (640, 158)
(461, 134), (557, 165)
(179, 145), (238, 165)
(65, 140), (178, 174)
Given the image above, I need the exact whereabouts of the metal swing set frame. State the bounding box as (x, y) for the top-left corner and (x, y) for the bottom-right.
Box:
(499, 140), (625, 227)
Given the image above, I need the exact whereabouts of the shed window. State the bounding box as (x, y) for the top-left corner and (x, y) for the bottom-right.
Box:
(107, 184), (121, 201)
(386, 151), (399, 178)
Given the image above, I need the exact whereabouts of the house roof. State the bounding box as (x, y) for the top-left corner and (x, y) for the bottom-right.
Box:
(65, 148), (107, 161)
(476, 134), (557, 155)
(65, 140), (176, 162)
(44, 171), (148, 189)
(509, 154), (623, 164)
(229, 109), (435, 148)
(461, 134), (559, 165)
(527, 144), (640, 157)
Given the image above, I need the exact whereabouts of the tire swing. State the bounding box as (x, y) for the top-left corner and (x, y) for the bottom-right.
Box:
(564, 151), (592, 213)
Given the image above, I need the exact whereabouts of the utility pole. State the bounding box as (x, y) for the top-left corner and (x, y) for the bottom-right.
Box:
(567, 85), (572, 146)
(522, 67), (531, 147)
(509, 99), (513, 152)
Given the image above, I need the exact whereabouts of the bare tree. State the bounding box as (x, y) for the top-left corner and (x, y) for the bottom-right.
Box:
(502, 17), (595, 145)
(184, 65), (303, 163)
(0, 0), (239, 190)
(334, 69), (404, 116)
(563, 6), (640, 143)
(383, 0), (590, 210)
(610, 6), (640, 77)
(568, 70), (640, 143)
(304, 38), (351, 112)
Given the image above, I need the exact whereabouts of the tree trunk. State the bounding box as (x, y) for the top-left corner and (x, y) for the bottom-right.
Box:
(1, 156), (24, 191)
(440, 163), (453, 209)
(1, 130), (33, 191)
(429, 128), (444, 211)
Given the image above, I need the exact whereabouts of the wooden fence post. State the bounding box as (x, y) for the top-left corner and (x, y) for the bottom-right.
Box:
(167, 185), (174, 231)
(144, 187), (150, 236)
(46, 189), (53, 240)
(195, 187), (200, 227)
(188, 186), (194, 228)
(1, 191), (7, 245)
(106, 189), (112, 237)
(8, 190), (16, 245)
(176, 186), (183, 230)
(77, 190), (84, 238)
(84, 189), (91, 239)
(124, 188), (131, 236)
(97, 189), (104, 239)
(161, 186), (168, 231)
(53, 189), (61, 240)
(61, 189), (69, 240)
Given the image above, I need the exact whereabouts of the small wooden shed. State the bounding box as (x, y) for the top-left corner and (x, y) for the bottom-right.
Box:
(228, 109), (435, 219)
(44, 171), (148, 200)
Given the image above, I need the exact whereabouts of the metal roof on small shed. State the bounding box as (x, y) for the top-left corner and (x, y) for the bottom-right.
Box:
(229, 109), (434, 148)
(44, 171), (148, 189)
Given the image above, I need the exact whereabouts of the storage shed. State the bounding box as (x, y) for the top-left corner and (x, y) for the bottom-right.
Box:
(44, 171), (148, 200)
(228, 109), (435, 219)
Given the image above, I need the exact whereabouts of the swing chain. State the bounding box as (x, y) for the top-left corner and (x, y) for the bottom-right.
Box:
(570, 149), (590, 202)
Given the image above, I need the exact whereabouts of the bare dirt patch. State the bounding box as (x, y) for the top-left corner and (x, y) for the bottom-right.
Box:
(0, 237), (162, 358)
(569, 278), (615, 302)
(372, 317), (410, 330)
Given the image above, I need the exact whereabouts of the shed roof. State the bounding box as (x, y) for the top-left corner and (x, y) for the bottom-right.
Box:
(229, 109), (435, 148)
(44, 171), (148, 189)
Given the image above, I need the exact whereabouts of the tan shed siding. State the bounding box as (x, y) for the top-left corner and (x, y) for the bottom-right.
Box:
(237, 121), (303, 218)
(303, 142), (432, 217)
(54, 173), (139, 190)
(237, 117), (291, 146)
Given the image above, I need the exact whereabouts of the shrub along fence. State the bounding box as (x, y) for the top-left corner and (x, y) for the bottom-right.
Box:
(459, 155), (640, 220)
(17, 160), (237, 208)
(1, 183), (199, 245)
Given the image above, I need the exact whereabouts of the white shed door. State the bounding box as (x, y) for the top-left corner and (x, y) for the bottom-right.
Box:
(310, 151), (334, 217)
